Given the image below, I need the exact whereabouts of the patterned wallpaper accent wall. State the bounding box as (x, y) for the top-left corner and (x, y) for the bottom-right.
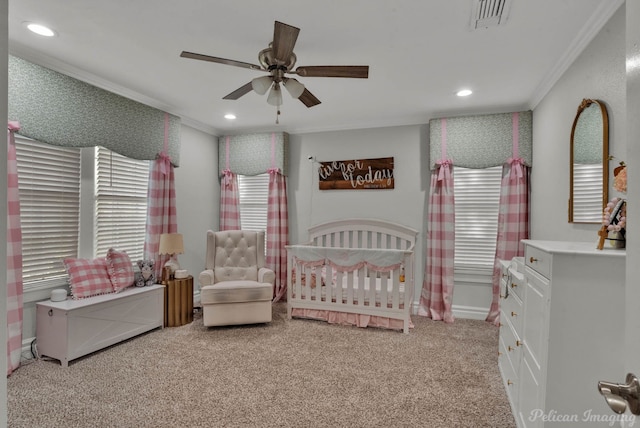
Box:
(8, 55), (182, 166)
(429, 111), (532, 170)
(218, 132), (289, 176)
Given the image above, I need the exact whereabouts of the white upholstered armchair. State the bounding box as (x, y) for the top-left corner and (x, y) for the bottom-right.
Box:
(199, 230), (274, 327)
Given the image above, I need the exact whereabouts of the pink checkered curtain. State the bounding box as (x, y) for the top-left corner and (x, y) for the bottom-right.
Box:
(143, 155), (177, 279)
(219, 169), (240, 231)
(486, 159), (530, 325)
(418, 160), (455, 323)
(267, 168), (289, 302)
(7, 121), (24, 375)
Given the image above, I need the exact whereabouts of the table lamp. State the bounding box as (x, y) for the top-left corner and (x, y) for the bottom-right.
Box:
(159, 233), (184, 278)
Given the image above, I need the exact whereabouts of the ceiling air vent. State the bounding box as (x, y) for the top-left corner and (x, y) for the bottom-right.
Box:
(470, 0), (511, 30)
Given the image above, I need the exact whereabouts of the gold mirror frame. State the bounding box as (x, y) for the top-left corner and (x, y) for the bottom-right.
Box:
(569, 98), (609, 223)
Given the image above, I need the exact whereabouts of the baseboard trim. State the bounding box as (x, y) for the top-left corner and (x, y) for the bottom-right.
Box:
(411, 301), (489, 321)
(452, 304), (489, 320)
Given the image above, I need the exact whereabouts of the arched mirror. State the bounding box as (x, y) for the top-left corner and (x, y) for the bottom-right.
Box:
(569, 99), (609, 223)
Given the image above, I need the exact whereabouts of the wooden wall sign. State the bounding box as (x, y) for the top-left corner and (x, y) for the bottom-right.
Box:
(318, 157), (394, 190)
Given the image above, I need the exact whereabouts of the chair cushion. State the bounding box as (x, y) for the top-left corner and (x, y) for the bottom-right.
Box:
(201, 281), (272, 305)
(213, 231), (259, 283)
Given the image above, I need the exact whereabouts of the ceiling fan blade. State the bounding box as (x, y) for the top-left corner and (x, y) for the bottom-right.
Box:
(299, 88), (321, 108)
(180, 51), (263, 71)
(294, 65), (369, 78)
(272, 21), (300, 64)
(222, 82), (254, 100)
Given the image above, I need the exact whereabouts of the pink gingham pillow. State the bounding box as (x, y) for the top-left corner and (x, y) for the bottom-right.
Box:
(106, 248), (135, 292)
(64, 257), (114, 299)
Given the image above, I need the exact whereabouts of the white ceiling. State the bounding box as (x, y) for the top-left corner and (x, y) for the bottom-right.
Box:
(8, 0), (623, 136)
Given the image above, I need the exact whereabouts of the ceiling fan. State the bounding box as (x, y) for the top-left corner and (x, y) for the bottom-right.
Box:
(180, 21), (369, 121)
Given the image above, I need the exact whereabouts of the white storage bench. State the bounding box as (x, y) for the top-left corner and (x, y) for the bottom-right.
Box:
(36, 284), (164, 367)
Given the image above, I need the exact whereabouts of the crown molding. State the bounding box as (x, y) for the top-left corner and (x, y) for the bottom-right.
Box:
(528, 0), (625, 110)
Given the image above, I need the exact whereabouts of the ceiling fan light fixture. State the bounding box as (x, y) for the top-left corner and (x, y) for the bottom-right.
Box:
(284, 78), (305, 99)
(267, 83), (283, 107)
(251, 76), (273, 95)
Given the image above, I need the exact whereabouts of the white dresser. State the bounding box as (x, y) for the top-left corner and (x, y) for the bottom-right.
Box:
(498, 240), (626, 427)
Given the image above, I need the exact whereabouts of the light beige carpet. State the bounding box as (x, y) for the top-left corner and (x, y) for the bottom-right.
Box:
(8, 302), (516, 428)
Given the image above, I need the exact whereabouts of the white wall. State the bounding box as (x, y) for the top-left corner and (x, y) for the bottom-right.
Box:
(531, 5), (626, 240)
(174, 125), (219, 279)
(288, 125), (431, 309)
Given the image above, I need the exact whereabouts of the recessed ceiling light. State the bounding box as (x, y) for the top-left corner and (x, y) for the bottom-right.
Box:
(456, 89), (473, 97)
(24, 22), (57, 37)
(224, 113), (236, 120)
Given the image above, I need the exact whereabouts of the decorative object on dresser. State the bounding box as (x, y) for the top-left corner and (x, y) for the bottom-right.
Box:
(597, 158), (627, 250)
(498, 240), (625, 428)
(199, 230), (274, 327)
(286, 218), (417, 333)
(158, 232), (184, 278)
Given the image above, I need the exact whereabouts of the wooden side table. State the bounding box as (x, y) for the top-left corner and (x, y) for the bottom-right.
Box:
(164, 275), (194, 327)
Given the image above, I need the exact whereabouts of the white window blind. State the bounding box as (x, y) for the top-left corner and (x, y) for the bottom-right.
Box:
(453, 166), (503, 273)
(237, 173), (269, 233)
(15, 137), (81, 288)
(95, 147), (150, 261)
(572, 163), (603, 223)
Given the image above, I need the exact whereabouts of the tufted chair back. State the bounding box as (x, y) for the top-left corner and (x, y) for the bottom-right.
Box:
(206, 230), (266, 284)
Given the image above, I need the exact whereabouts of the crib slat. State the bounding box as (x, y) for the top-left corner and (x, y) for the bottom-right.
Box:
(392, 269), (400, 309)
(357, 265), (365, 307)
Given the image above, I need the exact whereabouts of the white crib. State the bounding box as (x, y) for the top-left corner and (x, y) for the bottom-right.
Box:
(286, 218), (417, 333)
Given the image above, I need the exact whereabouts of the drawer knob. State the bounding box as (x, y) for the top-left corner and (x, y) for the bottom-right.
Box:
(498, 351), (502, 356)
(508, 345), (514, 352)
(48, 309), (53, 316)
(516, 340), (523, 347)
(507, 379), (514, 386)
(500, 294), (505, 299)
(530, 256), (538, 263)
(511, 311), (517, 317)
(510, 283), (517, 289)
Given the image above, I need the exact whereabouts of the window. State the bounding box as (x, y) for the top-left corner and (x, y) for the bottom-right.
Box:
(95, 147), (150, 261)
(453, 166), (502, 274)
(15, 139), (150, 291)
(15, 137), (81, 289)
(237, 173), (270, 233)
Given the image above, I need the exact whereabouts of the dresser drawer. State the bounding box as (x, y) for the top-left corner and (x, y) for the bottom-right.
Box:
(499, 310), (523, 369)
(525, 245), (551, 279)
(501, 287), (523, 335)
(507, 268), (524, 301)
(498, 334), (519, 409)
